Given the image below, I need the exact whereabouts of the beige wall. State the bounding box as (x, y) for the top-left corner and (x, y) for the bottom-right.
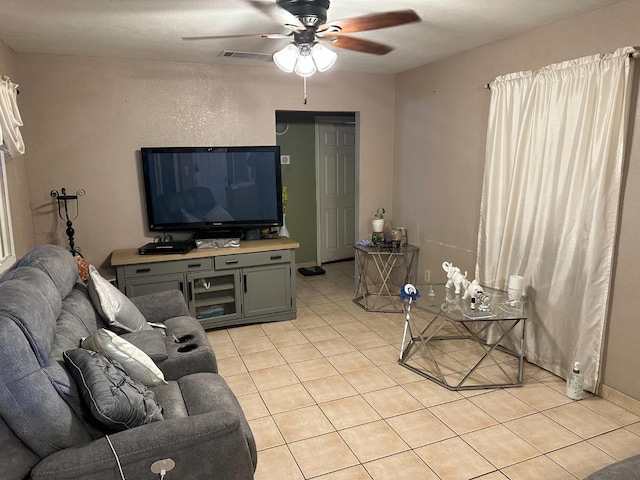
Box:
(6, 0), (640, 401)
(15, 54), (395, 270)
(0, 41), (35, 258)
(394, 0), (640, 400)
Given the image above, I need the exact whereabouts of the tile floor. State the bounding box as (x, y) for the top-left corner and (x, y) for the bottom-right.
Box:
(206, 260), (640, 480)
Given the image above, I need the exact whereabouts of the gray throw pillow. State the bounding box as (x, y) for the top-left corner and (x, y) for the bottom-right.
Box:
(63, 348), (164, 432)
(88, 265), (151, 332)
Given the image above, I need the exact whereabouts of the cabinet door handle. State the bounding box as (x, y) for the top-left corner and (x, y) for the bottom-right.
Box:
(244, 274), (247, 293)
(226, 259), (239, 265)
(136, 268), (151, 274)
(270, 255), (282, 261)
(187, 263), (202, 269)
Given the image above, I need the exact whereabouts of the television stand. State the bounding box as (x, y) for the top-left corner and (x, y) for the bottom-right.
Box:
(111, 238), (299, 330)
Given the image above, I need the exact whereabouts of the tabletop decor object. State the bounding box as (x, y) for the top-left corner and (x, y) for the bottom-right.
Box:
(442, 261), (469, 294)
(400, 283), (420, 302)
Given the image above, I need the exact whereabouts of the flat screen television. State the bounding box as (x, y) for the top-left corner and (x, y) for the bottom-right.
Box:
(140, 146), (283, 237)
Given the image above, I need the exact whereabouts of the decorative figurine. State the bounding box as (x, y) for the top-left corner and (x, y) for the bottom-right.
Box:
(401, 283), (420, 303)
(442, 261), (469, 294)
(476, 292), (491, 311)
(463, 278), (483, 300)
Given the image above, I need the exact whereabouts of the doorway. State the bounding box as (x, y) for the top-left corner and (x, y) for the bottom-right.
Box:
(276, 111), (358, 266)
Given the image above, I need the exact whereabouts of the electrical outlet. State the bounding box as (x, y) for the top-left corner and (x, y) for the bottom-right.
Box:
(424, 269), (431, 282)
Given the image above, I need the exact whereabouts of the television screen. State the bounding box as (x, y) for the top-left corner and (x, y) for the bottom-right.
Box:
(141, 146), (283, 234)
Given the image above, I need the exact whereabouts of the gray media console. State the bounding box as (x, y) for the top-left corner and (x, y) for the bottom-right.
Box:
(111, 238), (298, 329)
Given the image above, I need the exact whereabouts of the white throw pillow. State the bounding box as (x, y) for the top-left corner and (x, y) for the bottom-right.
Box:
(82, 329), (167, 387)
(88, 265), (151, 333)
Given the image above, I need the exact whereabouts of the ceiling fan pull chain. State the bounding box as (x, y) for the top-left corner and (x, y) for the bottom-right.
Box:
(303, 76), (308, 105)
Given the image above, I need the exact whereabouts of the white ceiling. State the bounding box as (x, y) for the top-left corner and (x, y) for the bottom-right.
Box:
(0, 0), (622, 75)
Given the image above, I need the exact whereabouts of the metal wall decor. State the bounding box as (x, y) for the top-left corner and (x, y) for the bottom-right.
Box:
(50, 187), (85, 256)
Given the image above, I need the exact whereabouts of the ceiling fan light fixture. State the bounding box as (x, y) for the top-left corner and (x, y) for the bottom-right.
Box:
(311, 43), (337, 72)
(294, 44), (316, 77)
(273, 43), (299, 73)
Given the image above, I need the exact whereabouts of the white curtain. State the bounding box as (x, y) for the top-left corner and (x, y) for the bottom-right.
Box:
(477, 47), (635, 392)
(0, 76), (25, 156)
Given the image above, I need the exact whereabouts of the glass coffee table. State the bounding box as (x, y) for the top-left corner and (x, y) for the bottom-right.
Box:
(398, 283), (527, 390)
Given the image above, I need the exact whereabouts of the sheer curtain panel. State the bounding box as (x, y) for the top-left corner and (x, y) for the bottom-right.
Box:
(477, 47), (635, 392)
(0, 76), (24, 156)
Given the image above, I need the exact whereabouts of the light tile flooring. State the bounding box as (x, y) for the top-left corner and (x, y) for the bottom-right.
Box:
(206, 261), (640, 480)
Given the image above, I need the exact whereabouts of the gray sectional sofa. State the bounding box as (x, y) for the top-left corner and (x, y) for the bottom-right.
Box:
(584, 454), (640, 479)
(0, 245), (256, 479)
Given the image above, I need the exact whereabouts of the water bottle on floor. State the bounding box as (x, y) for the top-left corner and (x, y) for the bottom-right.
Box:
(566, 361), (584, 400)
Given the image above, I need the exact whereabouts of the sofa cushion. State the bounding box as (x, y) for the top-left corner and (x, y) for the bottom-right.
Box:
(0, 269), (60, 366)
(0, 416), (40, 480)
(64, 349), (164, 432)
(81, 329), (167, 387)
(12, 244), (78, 299)
(87, 265), (150, 333)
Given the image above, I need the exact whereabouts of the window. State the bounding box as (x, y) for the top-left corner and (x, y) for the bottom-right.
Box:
(0, 151), (15, 273)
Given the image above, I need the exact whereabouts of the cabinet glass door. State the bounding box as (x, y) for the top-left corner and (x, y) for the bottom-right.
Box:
(188, 271), (240, 322)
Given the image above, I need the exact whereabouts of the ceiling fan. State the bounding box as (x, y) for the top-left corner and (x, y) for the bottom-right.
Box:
(183, 0), (421, 77)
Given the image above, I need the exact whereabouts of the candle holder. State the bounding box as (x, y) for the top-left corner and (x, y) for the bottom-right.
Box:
(50, 188), (85, 256)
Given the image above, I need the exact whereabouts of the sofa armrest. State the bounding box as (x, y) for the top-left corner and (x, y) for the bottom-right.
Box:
(31, 411), (255, 480)
(120, 329), (169, 363)
(130, 290), (190, 324)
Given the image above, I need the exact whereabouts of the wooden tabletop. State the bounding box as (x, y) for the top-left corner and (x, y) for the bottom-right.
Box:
(111, 237), (300, 266)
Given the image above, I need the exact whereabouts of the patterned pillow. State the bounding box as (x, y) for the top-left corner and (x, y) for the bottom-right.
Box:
(63, 348), (164, 432)
(75, 255), (89, 281)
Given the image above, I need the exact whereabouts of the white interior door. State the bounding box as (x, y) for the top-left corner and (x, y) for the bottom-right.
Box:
(316, 117), (356, 264)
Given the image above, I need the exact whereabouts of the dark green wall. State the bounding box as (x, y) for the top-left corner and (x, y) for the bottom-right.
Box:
(276, 111), (317, 264)
(276, 110), (357, 265)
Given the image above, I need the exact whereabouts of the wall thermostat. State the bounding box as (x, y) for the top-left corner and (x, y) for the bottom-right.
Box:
(280, 155), (290, 165)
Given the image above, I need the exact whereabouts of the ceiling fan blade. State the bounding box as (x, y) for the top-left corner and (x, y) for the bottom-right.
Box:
(320, 35), (393, 56)
(319, 10), (420, 34)
(246, 0), (305, 30)
(182, 33), (290, 41)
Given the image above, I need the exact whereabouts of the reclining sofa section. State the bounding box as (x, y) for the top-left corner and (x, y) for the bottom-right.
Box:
(0, 244), (256, 480)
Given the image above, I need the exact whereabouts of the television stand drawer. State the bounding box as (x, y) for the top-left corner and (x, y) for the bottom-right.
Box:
(214, 250), (291, 270)
(123, 258), (212, 277)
